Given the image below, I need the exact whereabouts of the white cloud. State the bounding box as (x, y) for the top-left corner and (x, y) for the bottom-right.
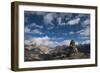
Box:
(56, 14), (72, 26)
(82, 19), (90, 27)
(31, 36), (50, 46)
(77, 26), (90, 37)
(35, 36), (61, 47)
(32, 29), (43, 35)
(25, 36), (79, 47)
(81, 40), (90, 44)
(31, 23), (43, 29)
(44, 13), (54, 25)
(24, 26), (43, 35)
(60, 40), (71, 46)
(61, 23), (66, 25)
(51, 37), (64, 40)
(60, 40), (79, 46)
(65, 17), (70, 21)
(57, 17), (62, 25)
(67, 18), (80, 25)
(24, 35), (33, 40)
(69, 31), (74, 34)
(24, 27), (30, 33)
(25, 36), (58, 47)
(76, 18), (90, 39)
(83, 19), (90, 25)
(58, 22), (66, 26)
(24, 40), (31, 45)
(79, 36), (89, 40)
(24, 36), (65, 47)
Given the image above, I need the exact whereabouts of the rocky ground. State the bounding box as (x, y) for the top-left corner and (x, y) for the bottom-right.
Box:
(24, 45), (90, 61)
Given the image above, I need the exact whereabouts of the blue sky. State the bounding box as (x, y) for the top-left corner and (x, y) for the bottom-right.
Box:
(24, 11), (90, 47)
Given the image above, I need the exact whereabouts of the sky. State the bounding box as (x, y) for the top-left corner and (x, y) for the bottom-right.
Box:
(24, 11), (90, 47)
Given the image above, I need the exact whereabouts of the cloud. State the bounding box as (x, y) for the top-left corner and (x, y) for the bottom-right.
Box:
(25, 36), (58, 47)
(31, 23), (43, 29)
(24, 36), (63, 47)
(81, 40), (90, 44)
(57, 14), (71, 26)
(67, 18), (80, 25)
(43, 13), (54, 25)
(57, 22), (66, 26)
(31, 36), (50, 46)
(24, 35), (80, 47)
(57, 18), (66, 26)
(24, 40), (31, 45)
(32, 29), (43, 35)
(76, 18), (90, 39)
(24, 34), (33, 40)
(60, 40), (79, 46)
(77, 26), (90, 37)
(56, 14), (89, 26)
(60, 40), (71, 46)
(24, 27), (30, 33)
(78, 36), (89, 40)
(82, 19), (90, 27)
(51, 37), (64, 41)
(57, 17), (62, 25)
(69, 31), (74, 34)
(24, 26), (43, 35)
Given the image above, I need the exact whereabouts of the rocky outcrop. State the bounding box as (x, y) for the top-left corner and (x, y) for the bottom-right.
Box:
(24, 40), (90, 61)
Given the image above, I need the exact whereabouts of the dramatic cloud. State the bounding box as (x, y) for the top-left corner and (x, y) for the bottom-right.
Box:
(57, 17), (62, 25)
(24, 40), (31, 45)
(82, 19), (90, 27)
(78, 36), (89, 40)
(57, 17), (66, 25)
(59, 40), (79, 46)
(77, 26), (90, 37)
(31, 36), (50, 46)
(43, 13), (54, 25)
(24, 11), (90, 46)
(24, 27), (30, 33)
(69, 31), (74, 34)
(60, 40), (71, 46)
(25, 36), (58, 47)
(31, 23), (43, 29)
(67, 18), (80, 25)
(24, 26), (43, 35)
(25, 36), (79, 47)
(51, 37), (64, 41)
(81, 40), (90, 44)
(32, 29), (43, 35)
